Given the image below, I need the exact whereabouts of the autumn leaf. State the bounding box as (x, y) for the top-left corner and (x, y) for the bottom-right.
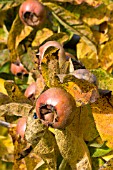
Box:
(62, 75), (99, 106)
(91, 95), (113, 149)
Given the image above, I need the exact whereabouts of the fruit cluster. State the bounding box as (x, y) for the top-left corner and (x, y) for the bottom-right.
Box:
(15, 0), (98, 140)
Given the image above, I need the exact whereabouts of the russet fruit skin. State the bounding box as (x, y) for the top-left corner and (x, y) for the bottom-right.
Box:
(36, 87), (76, 129)
(24, 82), (36, 99)
(19, 0), (46, 27)
(16, 117), (27, 138)
(10, 62), (28, 76)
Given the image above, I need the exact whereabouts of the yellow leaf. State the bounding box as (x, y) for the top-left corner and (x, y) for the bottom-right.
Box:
(77, 39), (99, 69)
(63, 75), (99, 106)
(99, 40), (113, 71)
(0, 78), (7, 95)
(91, 95), (113, 149)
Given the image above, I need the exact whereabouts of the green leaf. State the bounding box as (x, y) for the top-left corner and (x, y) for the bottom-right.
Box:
(90, 144), (112, 158)
(91, 68), (113, 92)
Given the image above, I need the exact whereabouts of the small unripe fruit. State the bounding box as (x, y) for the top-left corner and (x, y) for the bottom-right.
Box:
(36, 87), (76, 129)
(16, 117), (27, 138)
(19, 0), (46, 27)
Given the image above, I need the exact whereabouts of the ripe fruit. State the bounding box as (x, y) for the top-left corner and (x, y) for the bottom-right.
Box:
(24, 82), (36, 99)
(36, 87), (76, 129)
(10, 62), (28, 76)
(19, 0), (46, 27)
(16, 117), (27, 138)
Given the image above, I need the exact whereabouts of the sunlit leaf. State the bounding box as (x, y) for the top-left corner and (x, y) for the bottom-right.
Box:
(99, 158), (113, 169)
(44, 2), (97, 53)
(91, 95), (113, 149)
(80, 4), (110, 26)
(15, 25), (33, 49)
(62, 75), (99, 106)
(98, 40), (113, 71)
(90, 144), (112, 158)
(77, 39), (99, 69)
(93, 30), (109, 45)
(0, 78), (8, 95)
(91, 68), (113, 93)
(32, 28), (53, 47)
(0, 0), (20, 11)
(0, 26), (8, 45)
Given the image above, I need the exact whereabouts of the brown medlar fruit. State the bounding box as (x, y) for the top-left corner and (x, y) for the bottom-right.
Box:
(19, 0), (46, 27)
(36, 87), (76, 129)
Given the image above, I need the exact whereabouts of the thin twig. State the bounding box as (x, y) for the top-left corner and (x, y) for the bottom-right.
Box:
(0, 120), (16, 128)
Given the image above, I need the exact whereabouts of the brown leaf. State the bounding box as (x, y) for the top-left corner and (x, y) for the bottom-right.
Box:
(62, 75), (99, 106)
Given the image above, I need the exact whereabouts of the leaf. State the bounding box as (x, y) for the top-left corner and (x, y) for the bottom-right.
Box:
(7, 14), (25, 62)
(91, 68), (113, 92)
(42, 0), (103, 7)
(20, 48), (39, 76)
(99, 158), (113, 169)
(90, 143), (112, 158)
(91, 95), (113, 149)
(54, 118), (92, 170)
(25, 113), (60, 170)
(0, 62), (11, 74)
(80, 3), (110, 26)
(79, 104), (99, 142)
(0, 102), (32, 117)
(44, 2), (97, 53)
(98, 40), (113, 71)
(93, 30), (109, 45)
(0, 93), (11, 106)
(32, 28), (53, 47)
(40, 32), (69, 47)
(0, 0), (20, 11)
(77, 39), (99, 69)
(62, 75), (99, 106)
(0, 49), (10, 68)
(4, 81), (32, 105)
(15, 25), (33, 49)
(0, 27), (8, 45)
(69, 69), (97, 85)
(0, 78), (8, 95)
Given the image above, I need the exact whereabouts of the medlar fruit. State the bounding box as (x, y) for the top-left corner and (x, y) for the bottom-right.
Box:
(10, 62), (28, 76)
(16, 117), (27, 138)
(19, 0), (46, 27)
(36, 87), (76, 129)
(24, 82), (36, 99)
